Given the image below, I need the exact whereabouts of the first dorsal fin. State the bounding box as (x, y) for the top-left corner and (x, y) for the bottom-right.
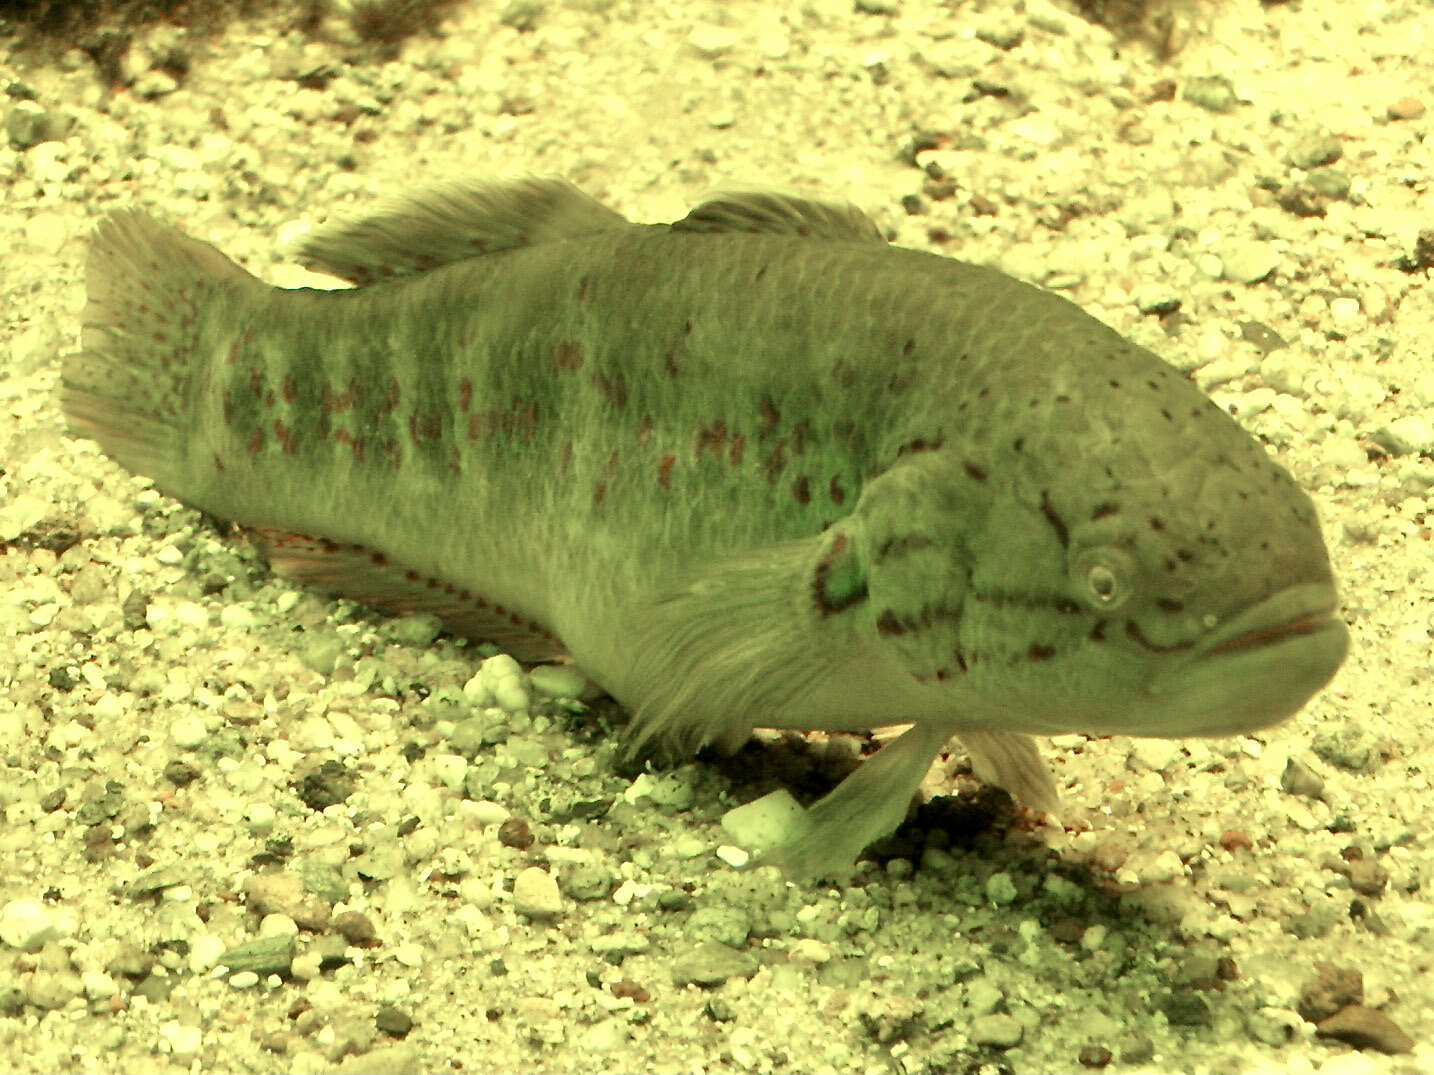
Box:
(672, 192), (886, 243)
(297, 177), (631, 286)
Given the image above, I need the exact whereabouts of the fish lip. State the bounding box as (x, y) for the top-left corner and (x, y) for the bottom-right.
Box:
(1183, 582), (1343, 664)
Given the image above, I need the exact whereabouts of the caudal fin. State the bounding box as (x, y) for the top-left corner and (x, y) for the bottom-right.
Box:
(61, 211), (257, 490)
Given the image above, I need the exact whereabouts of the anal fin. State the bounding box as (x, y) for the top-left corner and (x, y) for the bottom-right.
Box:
(248, 527), (565, 660)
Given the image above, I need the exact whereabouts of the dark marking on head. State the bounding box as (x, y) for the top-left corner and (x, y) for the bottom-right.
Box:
(635, 413), (653, 445)
(459, 379), (473, 413)
(1125, 620), (1192, 653)
(383, 377), (401, 413)
(577, 274), (595, 302)
(1027, 643), (1055, 661)
(829, 474), (846, 505)
(593, 481), (607, 506)
(876, 533), (936, 562)
(792, 475), (811, 505)
(383, 437), (402, 469)
(1040, 490), (1069, 547)
(212, 452), (225, 474)
(559, 438), (574, 473)
(876, 610), (904, 636)
(1149, 516), (1165, 532)
(729, 434), (745, 466)
(953, 648), (969, 673)
(1091, 502), (1119, 521)
(551, 340), (583, 373)
(902, 337), (915, 357)
(282, 375), (297, 404)
(963, 461), (987, 482)
(657, 453), (675, 491)
(1155, 598), (1184, 613)
(247, 430), (263, 455)
(897, 435), (943, 456)
(812, 533), (869, 616)
(664, 345), (680, 377)
(591, 370), (628, 409)
(222, 388), (233, 423)
(755, 264), (768, 282)
(832, 360), (858, 388)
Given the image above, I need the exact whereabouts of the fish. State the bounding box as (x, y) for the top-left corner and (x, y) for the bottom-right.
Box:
(62, 178), (1349, 879)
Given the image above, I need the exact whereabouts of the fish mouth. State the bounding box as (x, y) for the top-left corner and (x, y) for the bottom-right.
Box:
(1144, 582), (1349, 736)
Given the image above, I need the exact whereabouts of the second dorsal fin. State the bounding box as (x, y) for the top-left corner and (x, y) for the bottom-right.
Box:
(297, 177), (631, 285)
(672, 192), (886, 243)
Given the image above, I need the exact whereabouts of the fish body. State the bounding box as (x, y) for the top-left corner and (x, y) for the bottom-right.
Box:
(63, 180), (1348, 878)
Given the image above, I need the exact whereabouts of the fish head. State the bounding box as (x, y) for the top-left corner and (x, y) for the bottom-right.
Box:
(855, 372), (1347, 739)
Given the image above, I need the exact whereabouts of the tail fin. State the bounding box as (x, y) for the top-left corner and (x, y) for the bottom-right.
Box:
(61, 211), (258, 489)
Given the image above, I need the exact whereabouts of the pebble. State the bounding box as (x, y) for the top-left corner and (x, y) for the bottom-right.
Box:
(512, 867), (563, 918)
(670, 941), (758, 987)
(169, 714), (208, 749)
(159, 1021), (202, 1061)
(970, 1012), (1024, 1048)
(0, 898), (73, 952)
(1316, 1005), (1414, 1055)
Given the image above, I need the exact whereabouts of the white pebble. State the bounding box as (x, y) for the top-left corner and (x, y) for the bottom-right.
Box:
(512, 867), (563, 918)
(158, 1021), (202, 1060)
(81, 970), (119, 1000)
(1328, 296), (1361, 325)
(259, 914), (298, 938)
(245, 803), (276, 836)
(433, 753), (469, 790)
(0, 898), (72, 952)
(393, 942), (424, 968)
(228, 970), (260, 989)
(188, 933), (228, 973)
(169, 715), (207, 750)
(715, 845), (750, 868)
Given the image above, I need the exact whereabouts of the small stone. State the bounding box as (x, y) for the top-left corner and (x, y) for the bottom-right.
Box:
(1345, 860), (1388, 897)
(1182, 75), (1238, 113)
(159, 1021), (202, 1061)
(1281, 756), (1324, 799)
(332, 911), (379, 945)
(687, 24), (739, 58)
(169, 714), (207, 749)
(6, 100), (52, 149)
(528, 664), (588, 698)
(375, 1005), (413, 1037)
(1298, 963), (1363, 1022)
(970, 1012), (1023, 1048)
(0, 898), (72, 952)
(670, 941), (758, 987)
(228, 970), (260, 989)
(219, 934), (296, 976)
(1387, 96), (1425, 120)
(1288, 129), (1342, 170)
(497, 817), (534, 849)
(512, 867), (563, 918)
(244, 872), (332, 932)
(1315, 1005), (1414, 1054)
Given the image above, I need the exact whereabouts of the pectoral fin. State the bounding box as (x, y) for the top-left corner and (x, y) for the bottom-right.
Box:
(959, 730), (1059, 814)
(758, 721), (952, 880)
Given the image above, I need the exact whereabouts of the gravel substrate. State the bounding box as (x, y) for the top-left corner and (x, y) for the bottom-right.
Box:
(2, 1), (1431, 1072)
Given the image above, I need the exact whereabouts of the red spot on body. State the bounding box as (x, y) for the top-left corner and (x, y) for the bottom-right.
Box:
(664, 346), (680, 377)
(274, 419), (296, 455)
(384, 438), (402, 469)
(247, 430), (263, 455)
(657, 453), (675, 491)
(694, 421), (728, 462)
(635, 414), (653, 445)
(963, 461), (987, 482)
(729, 433), (744, 465)
(459, 379), (473, 412)
(829, 474), (846, 505)
(758, 398), (780, 443)
(282, 375), (297, 404)
(212, 452), (225, 473)
(559, 439), (574, 472)
(792, 475), (811, 505)
(383, 377), (401, 412)
(594, 481), (607, 505)
(791, 418), (810, 456)
(763, 442), (785, 484)
(551, 340), (583, 373)
(591, 370), (628, 409)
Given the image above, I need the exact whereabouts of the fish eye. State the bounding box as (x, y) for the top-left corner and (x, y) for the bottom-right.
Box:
(1071, 547), (1134, 611)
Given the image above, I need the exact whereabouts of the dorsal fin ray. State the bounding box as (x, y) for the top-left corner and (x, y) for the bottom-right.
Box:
(672, 192), (886, 243)
(297, 177), (631, 285)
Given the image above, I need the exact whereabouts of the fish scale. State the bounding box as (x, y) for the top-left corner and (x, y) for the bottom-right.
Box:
(62, 179), (1348, 879)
